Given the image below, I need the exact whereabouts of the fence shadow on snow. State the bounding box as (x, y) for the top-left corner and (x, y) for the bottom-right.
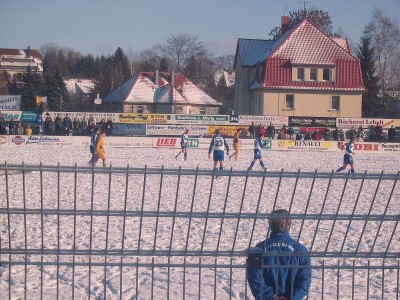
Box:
(0, 163), (399, 299)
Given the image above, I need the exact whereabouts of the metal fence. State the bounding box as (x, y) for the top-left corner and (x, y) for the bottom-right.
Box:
(0, 163), (399, 299)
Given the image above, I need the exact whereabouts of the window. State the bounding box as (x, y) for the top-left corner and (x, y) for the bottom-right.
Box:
(310, 68), (317, 81)
(136, 106), (143, 113)
(285, 95), (294, 109)
(323, 68), (330, 81)
(332, 96), (340, 110)
(297, 68), (305, 80)
(199, 107), (206, 114)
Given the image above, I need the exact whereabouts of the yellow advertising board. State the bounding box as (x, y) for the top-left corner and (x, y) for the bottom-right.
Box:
(207, 125), (250, 136)
(117, 113), (168, 124)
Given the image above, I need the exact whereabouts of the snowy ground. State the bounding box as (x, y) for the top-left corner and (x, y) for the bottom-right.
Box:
(0, 146), (399, 299)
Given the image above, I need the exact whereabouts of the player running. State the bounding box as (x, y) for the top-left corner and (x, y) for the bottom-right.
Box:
(248, 133), (268, 171)
(336, 137), (355, 174)
(175, 128), (190, 161)
(208, 129), (229, 176)
(229, 128), (242, 161)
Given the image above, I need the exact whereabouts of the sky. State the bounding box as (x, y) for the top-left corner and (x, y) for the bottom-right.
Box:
(0, 0), (399, 57)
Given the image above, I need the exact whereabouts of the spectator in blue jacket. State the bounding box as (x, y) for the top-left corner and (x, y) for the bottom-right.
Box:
(247, 209), (311, 300)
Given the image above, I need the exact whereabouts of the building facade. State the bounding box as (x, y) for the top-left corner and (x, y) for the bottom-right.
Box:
(103, 71), (221, 114)
(234, 18), (365, 118)
(0, 47), (43, 80)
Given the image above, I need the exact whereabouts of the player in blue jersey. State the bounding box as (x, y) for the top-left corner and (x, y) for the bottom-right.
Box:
(175, 128), (190, 160)
(208, 129), (229, 176)
(336, 137), (355, 173)
(248, 133), (268, 171)
(88, 127), (100, 167)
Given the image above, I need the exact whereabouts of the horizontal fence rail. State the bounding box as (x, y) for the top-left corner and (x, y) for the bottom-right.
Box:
(0, 163), (399, 299)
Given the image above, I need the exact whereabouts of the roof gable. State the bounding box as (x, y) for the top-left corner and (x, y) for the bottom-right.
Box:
(104, 72), (220, 106)
(271, 19), (357, 65)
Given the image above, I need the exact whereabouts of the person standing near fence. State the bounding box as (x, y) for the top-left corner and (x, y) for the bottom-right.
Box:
(229, 128), (242, 161)
(208, 129), (229, 177)
(175, 128), (190, 161)
(93, 131), (107, 167)
(248, 133), (268, 171)
(336, 137), (355, 174)
(247, 209), (312, 300)
(89, 127), (99, 167)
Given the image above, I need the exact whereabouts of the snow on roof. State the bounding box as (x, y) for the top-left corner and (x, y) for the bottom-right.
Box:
(104, 72), (220, 106)
(64, 79), (95, 94)
(271, 20), (357, 65)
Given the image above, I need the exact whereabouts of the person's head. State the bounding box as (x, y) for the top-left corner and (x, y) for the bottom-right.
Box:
(185, 128), (189, 133)
(237, 128), (242, 133)
(349, 137), (354, 143)
(95, 127), (100, 134)
(215, 129), (220, 135)
(269, 209), (291, 233)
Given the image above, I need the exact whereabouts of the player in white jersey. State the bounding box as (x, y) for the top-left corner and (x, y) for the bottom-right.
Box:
(175, 129), (190, 160)
(208, 129), (229, 175)
(336, 137), (355, 173)
(248, 133), (268, 171)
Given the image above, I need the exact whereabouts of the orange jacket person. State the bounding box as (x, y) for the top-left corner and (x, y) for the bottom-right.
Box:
(94, 131), (106, 167)
(229, 128), (242, 161)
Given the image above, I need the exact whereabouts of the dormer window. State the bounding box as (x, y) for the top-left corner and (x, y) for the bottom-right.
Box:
(323, 68), (331, 81)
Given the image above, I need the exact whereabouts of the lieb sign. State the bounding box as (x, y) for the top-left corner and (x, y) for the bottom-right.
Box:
(156, 138), (177, 147)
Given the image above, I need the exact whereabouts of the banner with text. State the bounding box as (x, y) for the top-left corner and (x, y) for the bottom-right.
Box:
(289, 116), (336, 127)
(169, 114), (230, 125)
(117, 113), (169, 124)
(237, 115), (288, 127)
(0, 95), (21, 110)
(146, 124), (208, 136)
(337, 118), (395, 129)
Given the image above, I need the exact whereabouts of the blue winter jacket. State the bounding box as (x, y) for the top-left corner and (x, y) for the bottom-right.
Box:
(247, 231), (311, 300)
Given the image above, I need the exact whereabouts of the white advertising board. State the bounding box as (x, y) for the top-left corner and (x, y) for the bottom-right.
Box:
(146, 124), (208, 136)
(237, 115), (288, 126)
(337, 118), (395, 129)
(0, 95), (21, 110)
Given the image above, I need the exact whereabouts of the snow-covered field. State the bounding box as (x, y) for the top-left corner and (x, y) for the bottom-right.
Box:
(1, 145), (399, 299)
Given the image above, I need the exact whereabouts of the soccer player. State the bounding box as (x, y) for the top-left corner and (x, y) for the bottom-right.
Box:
(88, 127), (99, 167)
(229, 128), (242, 161)
(93, 131), (107, 167)
(248, 133), (268, 171)
(208, 129), (229, 176)
(336, 137), (355, 173)
(175, 129), (190, 160)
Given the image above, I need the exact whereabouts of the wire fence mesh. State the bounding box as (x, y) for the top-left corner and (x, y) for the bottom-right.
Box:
(0, 163), (399, 299)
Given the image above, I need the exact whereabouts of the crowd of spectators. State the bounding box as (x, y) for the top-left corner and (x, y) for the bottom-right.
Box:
(0, 113), (113, 137)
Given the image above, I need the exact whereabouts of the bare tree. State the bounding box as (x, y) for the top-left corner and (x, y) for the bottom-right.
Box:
(369, 9), (400, 116)
(158, 33), (204, 73)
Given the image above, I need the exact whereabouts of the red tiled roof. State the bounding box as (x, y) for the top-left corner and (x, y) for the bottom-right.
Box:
(261, 19), (365, 91)
(0, 48), (43, 59)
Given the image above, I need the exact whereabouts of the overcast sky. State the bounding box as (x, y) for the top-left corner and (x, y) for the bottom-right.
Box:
(1, 0), (399, 57)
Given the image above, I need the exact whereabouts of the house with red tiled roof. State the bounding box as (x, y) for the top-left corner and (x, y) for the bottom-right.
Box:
(0, 47), (43, 80)
(234, 17), (365, 118)
(103, 71), (221, 114)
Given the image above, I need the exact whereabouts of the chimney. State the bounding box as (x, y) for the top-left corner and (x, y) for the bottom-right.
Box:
(155, 70), (159, 87)
(26, 46), (30, 57)
(281, 15), (290, 34)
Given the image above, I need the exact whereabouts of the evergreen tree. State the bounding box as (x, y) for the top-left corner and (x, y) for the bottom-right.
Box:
(18, 66), (43, 111)
(356, 27), (383, 117)
(43, 69), (69, 111)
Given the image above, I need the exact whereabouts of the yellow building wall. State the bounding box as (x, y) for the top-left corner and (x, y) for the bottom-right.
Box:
(258, 91), (362, 118)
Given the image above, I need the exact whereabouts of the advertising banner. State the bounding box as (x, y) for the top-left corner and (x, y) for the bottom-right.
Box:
(237, 115), (288, 127)
(117, 113), (168, 124)
(111, 124), (146, 136)
(21, 111), (38, 122)
(46, 112), (117, 122)
(104, 137), (153, 148)
(169, 114), (230, 125)
(289, 116), (336, 127)
(0, 110), (23, 121)
(0, 135), (8, 146)
(0, 95), (21, 110)
(207, 125), (252, 137)
(146, 124), (208, 136)
(275, 140), (337, 151)
(337, 118), (395, 129)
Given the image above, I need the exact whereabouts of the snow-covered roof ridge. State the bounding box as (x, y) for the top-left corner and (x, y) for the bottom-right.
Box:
(104, 72), (221, 106)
